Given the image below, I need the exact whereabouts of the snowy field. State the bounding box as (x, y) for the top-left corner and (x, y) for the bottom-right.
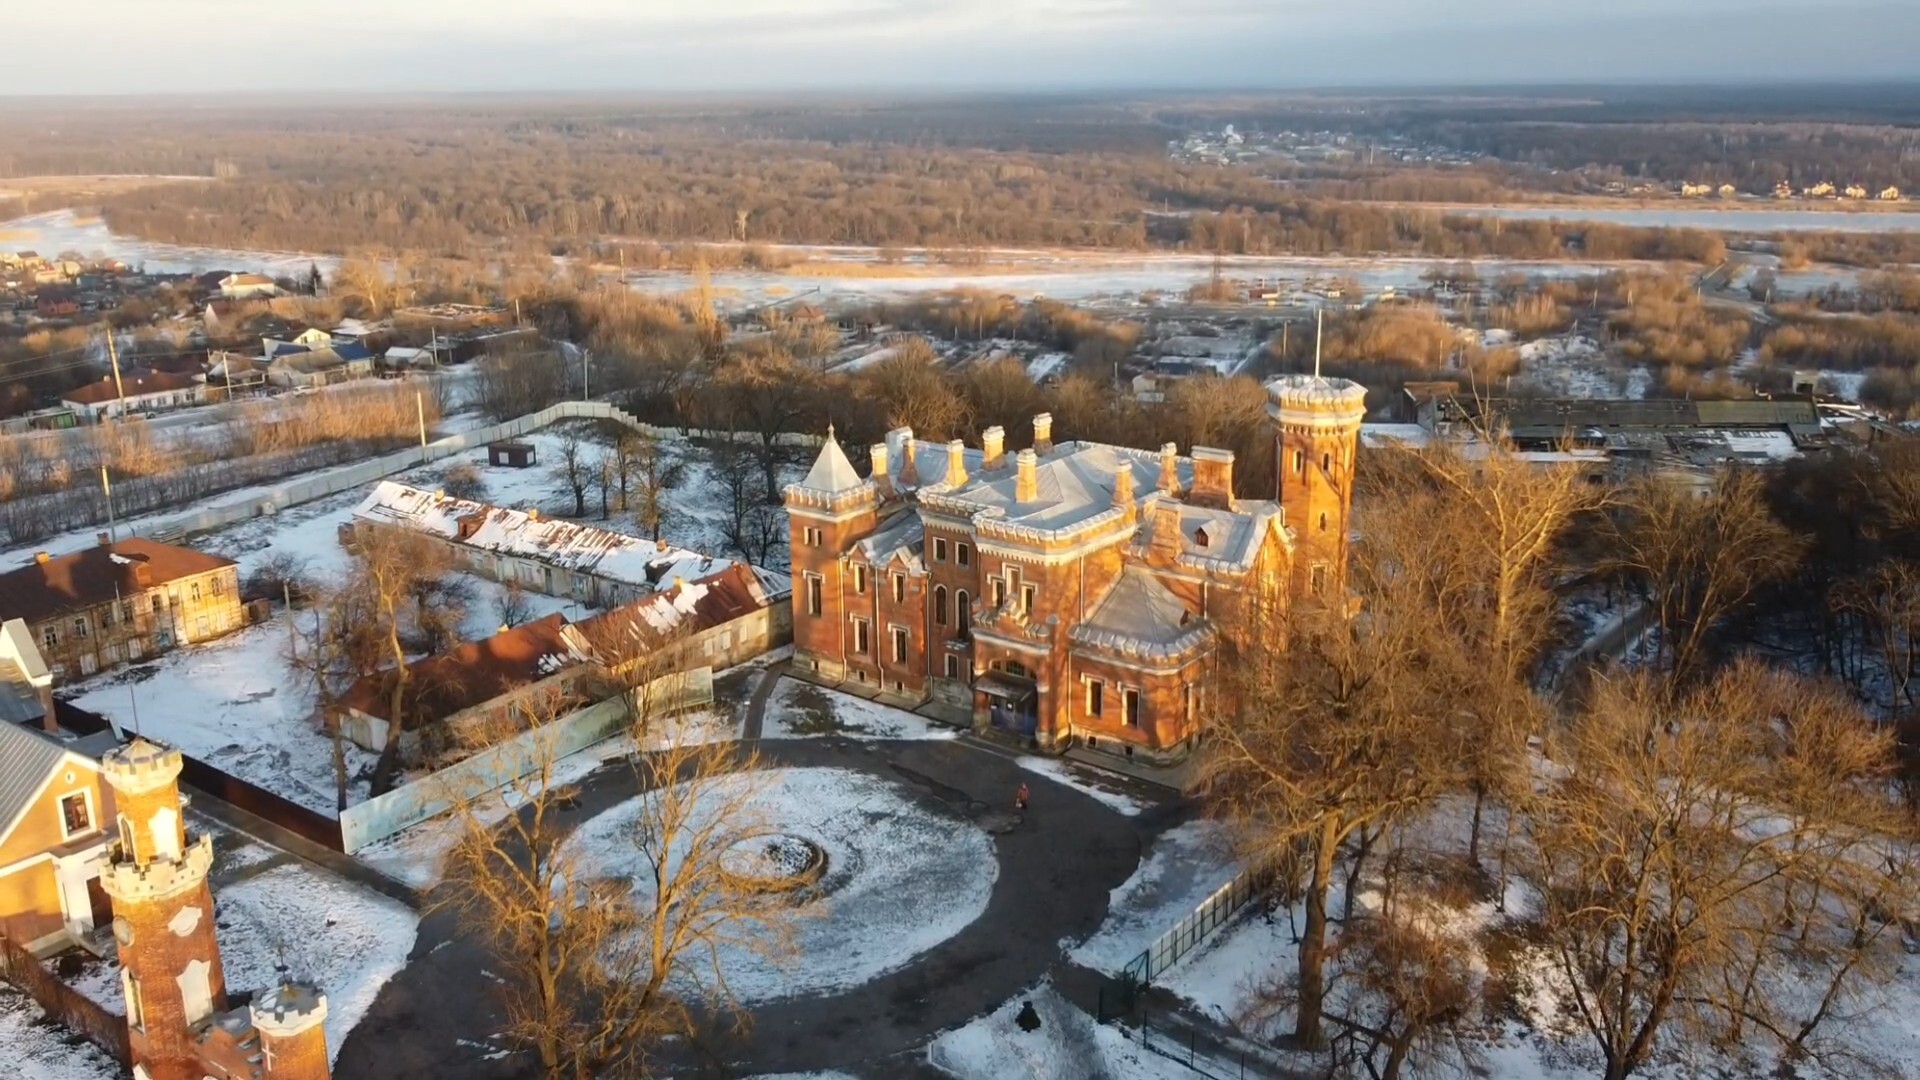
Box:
(927, 982), (1206, 1080)
(562, 765), (997, 1003)
(1068, 820), (1239, 972)
(58, 860), (417, 1063)
(0, 985), (121, 1080)
(64, 611), (374, 816)
(761, 677), (960, 741)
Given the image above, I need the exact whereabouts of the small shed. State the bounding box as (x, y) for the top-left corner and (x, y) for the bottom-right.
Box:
(489, 440), (537, 468)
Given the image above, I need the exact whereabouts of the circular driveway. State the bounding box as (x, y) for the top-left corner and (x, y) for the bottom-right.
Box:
(335, 734), (1157, 1078)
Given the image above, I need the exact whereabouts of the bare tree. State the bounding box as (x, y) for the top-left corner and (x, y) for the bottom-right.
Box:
(350, 526), (455, 794)
(444, 719), (795, 1079)
(441, 461), (489, 503)
(1596, 471), (1805, 689)
(1200, 505), (1476, 1048)
(494, 581), (535, 630)
(1522, 663), (1909, 1080)
(552, 432), (590, 518)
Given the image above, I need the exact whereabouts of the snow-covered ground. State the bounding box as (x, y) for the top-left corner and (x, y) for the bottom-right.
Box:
(1015, 756), (1149, 817)
(1067, 820), (1240, 972)
(562, 765), (997, 1003)
(927, 981), (1206, 1080)
(58, 860), (417, 1063)
(761, 677), (960, 741)
(64, 611), (373, 817)
(0, 985), (121, 1080)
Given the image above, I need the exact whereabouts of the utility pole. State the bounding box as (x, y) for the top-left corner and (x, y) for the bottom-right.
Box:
(104, 324), (126, 421)
(101, 465), (117, 542)
(1314, 306), (1324, 379)
(416, 390), (428, 450)
(583, 348), (592, 402)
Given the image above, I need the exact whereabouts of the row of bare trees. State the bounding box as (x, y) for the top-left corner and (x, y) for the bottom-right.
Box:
(1201, 439), (1918, 1080)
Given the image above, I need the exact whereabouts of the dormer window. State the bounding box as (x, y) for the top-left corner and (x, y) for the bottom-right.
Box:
(1194, 526), (1210, 548)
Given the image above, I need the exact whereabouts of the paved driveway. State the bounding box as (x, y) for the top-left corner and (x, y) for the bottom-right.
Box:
(334, 735), (1163, 1078)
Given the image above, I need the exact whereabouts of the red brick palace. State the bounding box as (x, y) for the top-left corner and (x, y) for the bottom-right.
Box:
(784, 374), (1367, 762)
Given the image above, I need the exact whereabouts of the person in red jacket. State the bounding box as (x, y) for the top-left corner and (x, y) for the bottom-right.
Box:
(1015, 782), (1031, 811)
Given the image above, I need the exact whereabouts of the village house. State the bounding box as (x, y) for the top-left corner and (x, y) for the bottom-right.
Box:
(217, 272), (280, 299)
(265, 343), (375, 388)
(0, 719), (120, 954)
(60, 369), (207, 422)
(785, 376), (1367, 763)
(351, 481), (734, 609)
(0, 537), (245, 682)
(333, 564), (787, 762)
(334, 613), (590, 764)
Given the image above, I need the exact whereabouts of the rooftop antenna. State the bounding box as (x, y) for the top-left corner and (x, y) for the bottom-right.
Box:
(1313, 307), (1324, 379)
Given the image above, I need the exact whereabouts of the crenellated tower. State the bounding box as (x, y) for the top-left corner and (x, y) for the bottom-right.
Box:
(100, 739), (227, 1080)
(100, 738), (332, 1080)
(1266, 375), (1368, 601)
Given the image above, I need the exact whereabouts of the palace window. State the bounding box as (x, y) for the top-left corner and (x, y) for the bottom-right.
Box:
(803, 526), (823, 547)
(990, 579), (1006, 607)
(851, 617), (871, 655)
(1123, 687), (1142, 729)
(1319, 512), (1329, 533)
(933, 537), (949, 563)
(1086, 678), (1105, 718)
(956, 542), (971, 567)
(1021, 584), (1036, 617)
(1311, 564), (1329, 596)
(804, 574), (824, 616)
(891, 573), (906, 604)
(934, 585), (950, 626)
(891, 626), (909, 664)
(944, 654), (961, 678)
(956, 591), (972, 635)
(851, 564), (868, 595)
(1293, 450), (1305, 475)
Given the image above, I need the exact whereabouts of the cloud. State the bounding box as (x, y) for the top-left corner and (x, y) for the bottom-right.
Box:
(4, 0), (1914, 94)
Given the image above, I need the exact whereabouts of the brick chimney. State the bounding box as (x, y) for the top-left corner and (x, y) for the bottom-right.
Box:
(945, 439), (969, 488)
(1032, 412), (1054, 455)
(982, 426), (1006, 470)
(869, 444), (892, 496)
(1015, 449), (1039, 503)
(1145, 499), (1185, 566)
(1158, 443), (1180, 495)
(1189, 447), (1235, 510)
(34, 552), (50, 565)
(97, 531), (112, 547)
(1112, 461), (1135, 512)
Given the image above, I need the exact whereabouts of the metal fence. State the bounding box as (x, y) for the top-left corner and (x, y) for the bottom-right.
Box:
(1122, 864), (1272, 987)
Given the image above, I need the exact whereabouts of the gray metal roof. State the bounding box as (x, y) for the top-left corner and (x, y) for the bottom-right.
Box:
(0, 720), (80, 843)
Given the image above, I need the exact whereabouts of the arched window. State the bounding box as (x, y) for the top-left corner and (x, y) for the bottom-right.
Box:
(933, 585), (949, 627)
(956, 590), (972, 635)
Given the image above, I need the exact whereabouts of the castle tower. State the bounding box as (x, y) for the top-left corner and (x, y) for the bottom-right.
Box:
(783, 427), (882, 682)
(252, 982), (332, 1079)
(98, 738), (227, 1080)
(1266, 375), (1368, 601)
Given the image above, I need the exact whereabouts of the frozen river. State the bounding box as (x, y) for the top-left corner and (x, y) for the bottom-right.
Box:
(1, 208), (1873, 309)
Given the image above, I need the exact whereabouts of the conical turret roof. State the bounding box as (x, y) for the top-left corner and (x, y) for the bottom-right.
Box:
(800, 426), (864, 493)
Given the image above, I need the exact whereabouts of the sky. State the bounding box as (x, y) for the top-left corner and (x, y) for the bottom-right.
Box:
(7, 0), (1917, 95)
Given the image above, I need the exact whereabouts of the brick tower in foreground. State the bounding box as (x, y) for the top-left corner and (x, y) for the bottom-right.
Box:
(99, 738), (330, 1080)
